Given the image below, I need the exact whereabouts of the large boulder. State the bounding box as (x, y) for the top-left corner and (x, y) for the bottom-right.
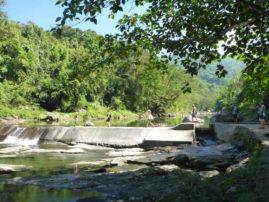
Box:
(210, 112), (244, 123)
(45, 112), (59, 122)
(84, 121), (95, 127)
(183, 115), (204, 123)
(0, 164), (31, 174)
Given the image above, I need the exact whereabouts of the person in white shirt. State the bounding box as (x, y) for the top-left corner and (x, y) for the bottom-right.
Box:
(146, 109), (154, 127)
(192, 104), (198, 122)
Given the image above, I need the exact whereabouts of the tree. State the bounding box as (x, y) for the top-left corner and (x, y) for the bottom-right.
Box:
(0, 0), (6, 22)
(56, 0), (269, 94)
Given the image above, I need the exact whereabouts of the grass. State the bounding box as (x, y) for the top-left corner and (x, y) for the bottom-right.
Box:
(0, 102), (138, 122)
(0, 104), (47, 119)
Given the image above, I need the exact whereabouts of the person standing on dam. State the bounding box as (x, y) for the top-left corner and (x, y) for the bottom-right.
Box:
(146, 109), (154, 127)
(74, 112), (78, 126)
(232, 105), (239, 124)
(106, 110), (111, 127)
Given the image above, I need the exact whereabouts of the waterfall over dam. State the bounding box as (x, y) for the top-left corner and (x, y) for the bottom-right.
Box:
(0, 124), (195, 148)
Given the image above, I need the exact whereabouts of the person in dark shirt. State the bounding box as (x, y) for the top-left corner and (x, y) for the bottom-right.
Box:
(106, 110), (111, 127)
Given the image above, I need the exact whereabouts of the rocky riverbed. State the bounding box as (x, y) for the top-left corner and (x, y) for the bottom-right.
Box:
(0, 134), (252, 201)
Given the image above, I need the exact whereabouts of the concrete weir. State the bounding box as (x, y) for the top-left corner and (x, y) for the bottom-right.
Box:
(0, 124), (195, 148)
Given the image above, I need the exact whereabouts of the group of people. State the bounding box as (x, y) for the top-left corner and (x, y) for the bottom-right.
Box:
(73, 102), (266, 128)
(232, 101), (266, 129)
(73, 109), (154, 127)
(73, 105), (198, 127)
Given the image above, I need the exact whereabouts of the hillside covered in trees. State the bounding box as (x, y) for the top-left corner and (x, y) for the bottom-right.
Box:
(197, 58), (245, 85)
(0, 20), (225, 117)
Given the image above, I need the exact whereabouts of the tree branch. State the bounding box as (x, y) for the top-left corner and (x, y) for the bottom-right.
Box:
(237, 0), (269, 17)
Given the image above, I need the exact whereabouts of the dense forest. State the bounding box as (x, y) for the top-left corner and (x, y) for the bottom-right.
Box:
(0, 7), (222, 117)
(0, 1), (267, 119)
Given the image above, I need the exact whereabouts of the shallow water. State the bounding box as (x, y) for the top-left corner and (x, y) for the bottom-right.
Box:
(0, 182), (103, 202)
(0, 144), (111, 176)
(0, 116), (212, 201)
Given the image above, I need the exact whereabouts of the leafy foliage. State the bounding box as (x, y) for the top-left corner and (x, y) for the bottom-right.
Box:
(0, 16), (221, 115)
(56, 0), (269, 91)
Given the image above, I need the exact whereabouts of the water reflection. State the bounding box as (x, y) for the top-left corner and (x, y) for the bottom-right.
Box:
(0, 182), (103, 202)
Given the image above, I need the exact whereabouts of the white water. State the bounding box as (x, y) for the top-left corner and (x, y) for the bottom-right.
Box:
(0, 128), (40, 145)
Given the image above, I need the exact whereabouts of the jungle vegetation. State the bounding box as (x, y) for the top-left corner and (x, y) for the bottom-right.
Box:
(0, 0), (268, 118)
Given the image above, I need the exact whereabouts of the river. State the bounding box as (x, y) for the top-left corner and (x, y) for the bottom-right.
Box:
(0, 116), (247, 201)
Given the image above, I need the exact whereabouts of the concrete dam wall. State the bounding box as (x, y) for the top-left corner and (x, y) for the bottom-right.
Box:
(0, 124), (195, 147)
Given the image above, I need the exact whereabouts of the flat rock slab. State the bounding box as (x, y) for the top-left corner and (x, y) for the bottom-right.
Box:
(0, 164), (31, 173)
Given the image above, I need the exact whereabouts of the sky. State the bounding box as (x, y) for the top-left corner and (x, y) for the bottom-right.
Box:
(3, 0), (137, 35)
(3, 1), (227, 54)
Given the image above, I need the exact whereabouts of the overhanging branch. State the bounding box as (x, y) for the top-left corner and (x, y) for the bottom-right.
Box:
(237, 0), (269, 17)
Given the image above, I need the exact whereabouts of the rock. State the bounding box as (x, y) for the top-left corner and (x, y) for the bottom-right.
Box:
(204, 161), (232, 171)
(168, 154), (189, 165)
(127, 152), (174, 166)
(45, 112), (59, 122)
(157, 164), (179, 171)
(189, 153), (234, 170)
(80, 161), (118, 173)
(21, 148), (85, 154)
(180, 144), (236, 170)
(226, 157), (249, 172)
(199, 170), (220, 178)
(183, 115), (204, 123)
(210, 112), (244, 123)
(84, 121), (95, 127)
(0, 119), (7, 123)
(107, 148), (146, 156)
(0, 164), (31, 174)
(183, 115), (193, 122)
(0, 146), (30, 154)
(226, 186), (237, 194)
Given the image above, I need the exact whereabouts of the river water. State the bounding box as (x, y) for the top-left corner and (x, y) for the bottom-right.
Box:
(0, 117), (215, 201)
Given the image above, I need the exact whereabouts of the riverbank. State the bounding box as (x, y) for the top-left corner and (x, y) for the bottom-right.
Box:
(212, 123), (269, 201)
(0, 104), (215, 127)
